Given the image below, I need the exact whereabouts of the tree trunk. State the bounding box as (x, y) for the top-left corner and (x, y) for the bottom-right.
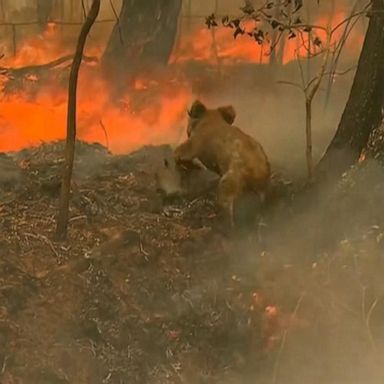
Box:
(101, 0), (182, 88)
(36, 0), (53, 32)
(55, 0), (100, 241)
(316, 0), (384, 179)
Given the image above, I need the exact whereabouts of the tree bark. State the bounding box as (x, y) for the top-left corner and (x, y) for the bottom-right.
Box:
(55, 0), (100, 241)
(36, 0), (53, 32)
(316, 0), (384, 179)
(101, 0), (182, 88)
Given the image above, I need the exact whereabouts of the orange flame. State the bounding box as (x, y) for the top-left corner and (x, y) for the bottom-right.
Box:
(0, 11), (364, 154)
(0, 71), (191, 153)
(0, 23), (193, 153)
(173, 10), (364, 65)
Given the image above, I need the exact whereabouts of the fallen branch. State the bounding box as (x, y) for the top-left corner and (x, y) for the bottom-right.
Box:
(0, 53), (98, 79)
(24, 232), (60, 258)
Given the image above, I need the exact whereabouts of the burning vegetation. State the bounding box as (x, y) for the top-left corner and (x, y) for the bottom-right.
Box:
(1, 1), (384, 383)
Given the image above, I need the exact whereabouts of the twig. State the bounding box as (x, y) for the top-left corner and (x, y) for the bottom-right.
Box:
(361, 285), (381, 351)
(99, 120), (110, 149)
(276, 80), (303, 90)
(272, 293), (305, 384)
(68, 215), (87, 222)
(139, 234), (149, 257)
(1, 355), (8, 374)
(24, 232), (60, 258)
(366, 296), (379, 350)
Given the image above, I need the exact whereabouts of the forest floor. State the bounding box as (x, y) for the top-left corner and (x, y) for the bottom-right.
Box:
(0, 140), (384, 384)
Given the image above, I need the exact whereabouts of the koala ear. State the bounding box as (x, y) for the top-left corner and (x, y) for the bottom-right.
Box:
(218, 105), (236, 124)
(188, 100), (207, 119)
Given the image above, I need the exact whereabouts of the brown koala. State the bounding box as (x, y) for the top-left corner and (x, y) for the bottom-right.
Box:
(173, 99), (271, 227)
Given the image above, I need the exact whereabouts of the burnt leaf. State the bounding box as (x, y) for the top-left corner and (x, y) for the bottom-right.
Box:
(313, 36), (322, 46)
(234, 26), (245, 39)
(205, 14), (217, 29)
(251, 29), (265, 45)
(294, 17), (302, 25)
(270, 20), (280, 29)
(232, 18), (241, 28)
(240, 3), (254, 15)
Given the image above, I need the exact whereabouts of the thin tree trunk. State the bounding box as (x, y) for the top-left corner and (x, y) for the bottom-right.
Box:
(55, 0), (100, 241)
(317, 0), (384, 179)
(306, 100), (313, 182)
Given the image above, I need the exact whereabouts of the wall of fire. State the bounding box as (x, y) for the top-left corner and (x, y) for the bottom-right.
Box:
(0, 0), (362, 60)
(0, 0), (246, 59)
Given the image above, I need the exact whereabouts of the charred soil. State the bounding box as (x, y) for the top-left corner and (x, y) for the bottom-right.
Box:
(0, 141), (384, 384)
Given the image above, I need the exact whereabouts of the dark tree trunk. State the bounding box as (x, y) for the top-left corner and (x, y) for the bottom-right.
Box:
(36, 0), (53, 32)
(316, 0), (384, 180)
(55, 0), (100, 241)
(101, 0), (182, 87)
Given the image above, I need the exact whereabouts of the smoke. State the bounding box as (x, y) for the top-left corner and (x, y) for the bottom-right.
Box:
(207, 154), (384, 384)
(188, 59), (354, 180)
(2, 2), (382, 382)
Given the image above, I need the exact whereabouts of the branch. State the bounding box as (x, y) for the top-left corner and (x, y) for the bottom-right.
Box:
(306, 29), (332, 102)
(276, 80), (303, 90)
(0, 54), (98, 77)
(331, 4), (370, 35)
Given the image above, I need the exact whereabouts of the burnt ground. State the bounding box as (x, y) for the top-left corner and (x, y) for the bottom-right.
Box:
(1, 140), (384, 384)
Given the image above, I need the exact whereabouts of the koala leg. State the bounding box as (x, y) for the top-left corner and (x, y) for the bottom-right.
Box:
(191, 157), (208, 171)
(218, 172), (240, 228)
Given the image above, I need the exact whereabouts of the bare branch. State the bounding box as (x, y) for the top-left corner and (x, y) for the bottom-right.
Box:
(276, 80), (303, 90)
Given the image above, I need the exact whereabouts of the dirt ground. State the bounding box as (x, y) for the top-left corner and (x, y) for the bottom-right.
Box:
(1, 140), (384, 384)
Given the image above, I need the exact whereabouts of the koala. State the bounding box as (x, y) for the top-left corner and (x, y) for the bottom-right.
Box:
(173, 99), (271, 227)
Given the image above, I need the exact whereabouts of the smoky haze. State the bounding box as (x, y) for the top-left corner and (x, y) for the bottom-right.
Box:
(175, 0), (367, 179)
(170, 3), (384, 384)
(1, 1), (383, 383)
